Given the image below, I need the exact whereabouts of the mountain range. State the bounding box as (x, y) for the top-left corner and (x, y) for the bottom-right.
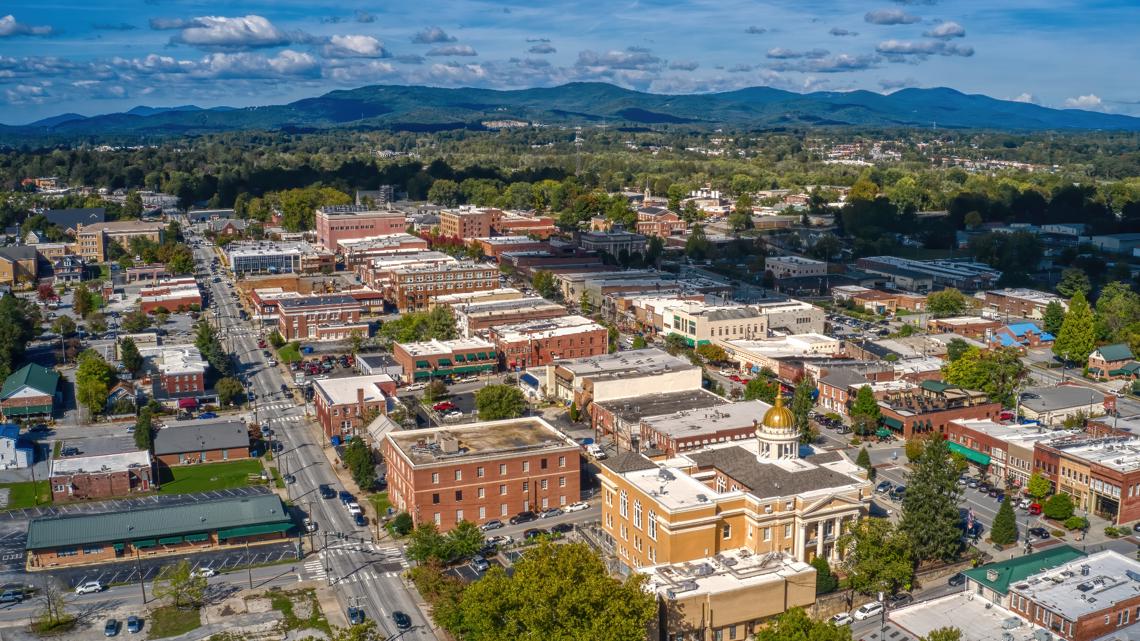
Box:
(3, 82), (1140, 142)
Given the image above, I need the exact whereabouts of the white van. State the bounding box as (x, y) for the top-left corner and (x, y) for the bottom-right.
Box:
(586, 444), (606, 460)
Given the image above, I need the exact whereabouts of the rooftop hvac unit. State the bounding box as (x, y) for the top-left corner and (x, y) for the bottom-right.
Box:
(1003, 618), (1022, 630)
(1035, 630), (1052, 641)
(987, 569), (1000, 582)
(1082, 565), (1091, 576)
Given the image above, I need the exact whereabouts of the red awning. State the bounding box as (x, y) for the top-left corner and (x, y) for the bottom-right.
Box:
(178, 398), (198, 409)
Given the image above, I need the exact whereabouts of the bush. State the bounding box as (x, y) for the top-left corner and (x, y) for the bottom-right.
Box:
(388, 512), (414, 537)
(1043, 494), (1074, 520)
(1064, 516), (1089, 531)
(1050, 529), (1065, 538)
(1105, 527), (1123, 538)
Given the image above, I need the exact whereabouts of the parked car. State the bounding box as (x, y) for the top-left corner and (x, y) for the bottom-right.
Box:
(104, 619), (120, 637)
(75, 581), (104, 594)
(470, 557), (491, 572)
(354, 513), (367, 527)
(481, 520), (504, 531)
(510, 511), (538, 525)
(523, 528), (546, 540)
(489, 535), (514, 546)
(967, 479), (979, 488)
(257, 339), (267, 348)
(1018, 498), (1031, 509)
(888, 485), (906, 501)
(191, 567), (217, 578)
(830, 612), (853, 626)
(304, 518), (317, 533)
(432, 401), (457, 412)
(198, 412), (218, 420)
(539, 508), (563, 519)
(1029, 527), (1051, 540)
(1028, 503), (1042, 516)
(0, 589), (23, 603)
(565, 501), (590, 512)
(875, 481), (893, 494)
(392, 611), (412, 630)
(319, 484), (336, 499)
(339, 491), (355, 505)
(948, 573), (966, 587)
(404, 383), (427, 392)
(126, 616), (142, 633)
(346, 607), (366, 625)
(888, 593), (913, 608)
(551, 523), (574, 534)
(853, 602), (884, 621)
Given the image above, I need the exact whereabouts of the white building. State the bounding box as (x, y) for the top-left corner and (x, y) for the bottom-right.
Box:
(764, 256), (827, 279)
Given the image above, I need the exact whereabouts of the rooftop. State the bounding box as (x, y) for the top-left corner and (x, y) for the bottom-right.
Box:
(390, 260), (494, 275)
(385, 417), (577, 466)
(474, 236), (547, 246)
(492, 315), (605, 342)
(987, 288), (1066, 304)
(153, 420), (249, 456)
(1, 363), (60, 398)
(433, 288), (521, 306)
(961, 544), (1086, 595)
(313, 374), (395, 406)
(225, 241), (319, 258)
(686, 444), (865, 500)
(396, 337), (495, 357)
(50, 450), (151, 476)
(951, 419), (1074, 447)
(553, 348), (692, 377)
(766, 255), (825, 265)
(642, 400), (772, 440)
(932, 316), (997, 326)
(1042, 436), (1140, 473)
(594, 389), (728, 425)
(640, 549), (814, 599)
(138, 345), (208, 375)
(81, 220), (165, 233)
(890, 593), (1027, 641)
(26, 493), (289, 550)
(317, 205), (404, 218)
(1010, 550), (1140, 620)
(277, 294), (360, 309)
(1020, 385), (1105, 413)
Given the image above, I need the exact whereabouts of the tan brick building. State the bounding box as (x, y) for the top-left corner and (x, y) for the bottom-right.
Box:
(439, 207), (497, 239)
(76, 220), (165, 262)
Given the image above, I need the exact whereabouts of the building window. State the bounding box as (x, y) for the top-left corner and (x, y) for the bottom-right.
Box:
(432, 493), (440, 504)
(522, 481), (529, 493)
(455, 490), (463, 501)
(434, 513), (441, 525)
(723, 524), (732, 539)
(620, 490), (628, 517)
(455, 470), (462, 481)
(501, 504), (508, 516)
(499, 484), (507, 495)
(634, 500), (642, 528)
(648, 511), (657, 540)
(477, 487), (485, 499)
(764, 527), (771, 541)
(477, 466), (485, 478)
(499, 464), (507, 475)
(456, 509), (464, 521)
(559, 476), (566, 487)
(522, 461), (530, 473)
(479, 506), (486, 519)
(784, 524), (792, 538)
(431, 472), (439, 484)
(558, 456), (566, 468)
(540, 458), (548, 470)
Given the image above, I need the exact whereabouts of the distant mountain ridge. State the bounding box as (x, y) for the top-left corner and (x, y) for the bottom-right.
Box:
(4, 82), (1139, 142)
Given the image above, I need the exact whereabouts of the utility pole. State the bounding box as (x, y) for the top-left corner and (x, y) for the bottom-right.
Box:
(135, 548), (147, 603)
(245, 540), (253, 590)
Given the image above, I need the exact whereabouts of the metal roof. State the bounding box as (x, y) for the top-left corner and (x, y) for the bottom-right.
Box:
(1, 363), (60, 399)
(26, 494), (290, 550)
(961, 545), (1085, 595)
(152, 420), (249, 456)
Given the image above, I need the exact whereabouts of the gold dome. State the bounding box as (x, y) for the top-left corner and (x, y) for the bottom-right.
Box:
(762, 394), (795, 430)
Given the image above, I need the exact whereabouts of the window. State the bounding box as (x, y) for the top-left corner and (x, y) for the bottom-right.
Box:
(522, 461), (530, 473)
(784, 524), (792, 538)
(477, 466), (485, 478)
(455, 490), (463, 501)
(634, 500), (643, 528)
(522, 481), (529, 492)
(714, 629), (723, 641)
(558, 456), (566, 468)
(455, 470), (462, 481)
(723, 524), (732, 539)
(432, 493), (440, 504)
(501, 504), (508, 516)
(648, 510), (657, 540)
(539, 479), (547, 490)
(477, 487), (485, 499)
(499, 464), (507, 475)
(763, 527), (771, 541)
(559, 476), (566, 487)
(433, 513), (441, 525)
(620, 524), (628, 540)
(456, 509), (464, 521)
(431, 472), (439, 484)
(499, 484), (507, 495)
(606, 491), (614, 506)
(53, 484), (66, 493)
(479, 506), (486, 519)
(83, 546), (103, 555)
(620, 490), (629, 517)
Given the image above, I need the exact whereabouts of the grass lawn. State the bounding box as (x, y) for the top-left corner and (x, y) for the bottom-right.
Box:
(0, 481), (50, 510)
(369, 491), (390, 517)
(277, 343), (302, 363)
(147, 605), (201, 639)
(270, 466), (285, 489)
(157, 460), (264, 495)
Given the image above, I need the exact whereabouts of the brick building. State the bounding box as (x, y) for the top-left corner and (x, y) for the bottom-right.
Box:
(315, 206), (407, 251)
(878, 380), (1003, 439)
(248, 288), (305, 321)
(635, 206), (687, 238)
(1007, 551), (1140, 641)
(152, 420), (251, 467)
(49, 450), (153, 502)
(382, 417), (582, 531)
(139, 279), (202, 314)
(764, 256), (827, 279)
(0, 364), (60, 420)
(592, 389), (730, 453)
(439, 207), (497, 239)
(489, 315), (608, 370)
(276, 294), (368, 341)
(494, 212), (556, 239)
(138, 345), (207, 398)
(381, 261), (499, 312)
(392, 338), (498, 382)
(472, 236), (550, 260)
(313, 374), (397, 442)
(927, 316), (1002, 340)
(1033, 435), (1140, 525)
(983, 288), (1067, 320)
(452, 296), (566, 338)
(76, 220), (165, 262)
(1089, 344), (1140, 381)
(0, 246), (38, 286)
(943, 419), (1059, 490)
(336, 233), (429, 266)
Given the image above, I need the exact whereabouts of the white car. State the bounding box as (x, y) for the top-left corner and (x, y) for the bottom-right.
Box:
(564, 501), (590, 513)
(586, 444), (606, 460)
(830, 612), (853, 626)
(853, 602), (884, 621)
(346, 502), (363, 516)
(404, 383), (427, 392)
(191, 567), (217, 578)
(75, 581), (104, 595)
(719, 369), (734, 377)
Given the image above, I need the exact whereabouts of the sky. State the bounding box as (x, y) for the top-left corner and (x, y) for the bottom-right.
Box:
(0, 0), (1137, 124)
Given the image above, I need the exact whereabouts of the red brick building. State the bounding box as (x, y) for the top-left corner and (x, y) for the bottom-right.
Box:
(382, 261), (499, 312)
(138, 345), (208, 398)
(927, 316), (1002, 340)
(312, 374), (398, 442)
(152, 420), (252, 467)
(473, 236), (550, 260)
(392, 338), (498, 382)
(383, 418), (582, 531)
(878, 380), (1003, 439)
(276, 294), (368, 341)
(139, 278), (202, 314)
(50, 450), (153, 502)
(315, 206), (407, 251)
(636, 206), (687, 238)
(1033, 434), (1140, 526)
(495, 212), (556, 239)
(489, 315), (608, 370)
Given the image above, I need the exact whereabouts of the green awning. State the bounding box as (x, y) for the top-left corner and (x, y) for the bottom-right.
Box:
(158, 536), (183, 545)
(947, 441), (992, 466)
(133, 539), (157, 549)
(216, 522), (292, 540)
(0, 404), (51, 416)
(882, 417), (903, 430)
(449, 366), (478, 374)
(477, 352), (487, 359)
(876, 428), (892, 438)
(437, 359), (452, 366)
(489, 352), (496, 359)
(454, 353), (465, 362)
(413, 371), (431, 380)
(112, 543), (125, 552)
(185, 533), (209, 543)
(415, 360), (430, 369)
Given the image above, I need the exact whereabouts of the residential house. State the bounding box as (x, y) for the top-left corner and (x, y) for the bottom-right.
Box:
(1088, 344), (1140, 381)
(0, 364), (60, 420)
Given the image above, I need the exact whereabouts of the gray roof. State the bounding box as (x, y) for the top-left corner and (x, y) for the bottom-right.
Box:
(806, 450), (844, 464)
(277, 294), (358, 309)
(821, 368), (871, 389)
(207, 218), (249, 233)
(44, 207), (105, 231)
(26, 494), (289, 550)
(688, 446), (859, 499)
(0, 245), (37, 262)
(153, 420), (249, 456)
(593, 389), (727, 424)
(599, 451), (659, 474)
(705, 307), (761, 322)
(1021, 386), (1104, 413)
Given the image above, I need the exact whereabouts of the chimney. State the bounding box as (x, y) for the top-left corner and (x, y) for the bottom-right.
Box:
(357, 388), (365, 420)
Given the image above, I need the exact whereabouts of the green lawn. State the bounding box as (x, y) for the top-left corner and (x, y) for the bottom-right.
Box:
(0, 481), (50, 510)
(270, 466), (285, 489)
(157, 460), (264, 495)
(147, 605), (201, 639)
(277, 343), (302, 363)
(369, 492), (391, 517)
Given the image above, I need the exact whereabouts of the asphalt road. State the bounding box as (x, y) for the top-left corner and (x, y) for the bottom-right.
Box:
(191, 229), (437, 639)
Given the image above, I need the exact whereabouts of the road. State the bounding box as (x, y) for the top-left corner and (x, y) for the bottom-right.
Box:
(189, 228), (436, 638)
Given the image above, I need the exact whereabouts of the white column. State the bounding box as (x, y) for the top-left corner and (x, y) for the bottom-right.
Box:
(793, 522), (805, 561)
(830, 516), (842, 560)
(815, 520), (824, 559)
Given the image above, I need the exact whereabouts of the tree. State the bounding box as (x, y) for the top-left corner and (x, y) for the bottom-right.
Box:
(838, 518), (914, 595)
(811, 557), (839, 594)
(743, 377), (779, 404)
(991, 496), (1018, 545)
(428, 179), (462, 206)
(946, 338), (970, 362)
(900, 435), (965, 562)
(166, 244), (195, 275)
(1043, 494), (1074, 520)
(943, 347), (1025, 406)
(37, 283), (56, 303)
(963, 211), (983, 229)
(850, 386), (881, 436)
(349, 330), (364, 355)
(154, 560), (207, 609)
(927, 288), (969, 318)
(215, 377), (244, 406)
(475, 385), (528, 421)
(855, 447), (875, 480)
(904, 437), (927, 464)
(119, 337), (143, 375)
(123, 190), (144, 218)
(631, 335), (647, 349)
(51, 315), (76, 337)
(134, 407), (153, 451)
(408, 563), (467, 632)
(267, 330), (286, 348)
(33, 577), (73, 633)
(407, 523), (452, 564)
(343, 437), (376, 491)
(1054, 291), (1096, 364)
(0, 294), (38, 380)
(72, 283), (94, 319)
(728, 194), (754, 232)
(388, 512), (414, 537)
(85, 312), (108, 334)
(568, 402), (580, 422)
(532, 270), (557, 299)
(456, 542), (656, 641)
(695, 343), (727, 363)
(923, 628), (963, 641)
(1095, 281), (1140, 343)
(447, 520), (486, 560)
(1057, 268), (1091, 298)
(1026, 471), (1052, 500)
(756, 609), (850, 641)
(1042, 300), (1066, 336)
(423, 380), (449, 403)
(792, 376), (817, 445)
(121, 309), (151, 333)
(75, 349), (116, 417)
(685, 224), (712, 261)
(579, 290), (593, 315)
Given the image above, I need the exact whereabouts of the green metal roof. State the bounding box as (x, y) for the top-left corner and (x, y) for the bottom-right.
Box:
(217, 522), (293, 539)
(947, 441), (992, 466)
(882, 416), (903, 429)
(1, 363), (60, 400)
(920, 380), (955, 394)
(1096, 343), (1135, 362)
(26, 494), (291, 551)
(961, 545), (1086, 596)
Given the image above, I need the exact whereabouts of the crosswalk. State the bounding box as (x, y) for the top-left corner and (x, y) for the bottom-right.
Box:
(300, 543), (410, 583)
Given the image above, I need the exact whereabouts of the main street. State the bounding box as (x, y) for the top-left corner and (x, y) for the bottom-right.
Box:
(189, 226), (436, 639)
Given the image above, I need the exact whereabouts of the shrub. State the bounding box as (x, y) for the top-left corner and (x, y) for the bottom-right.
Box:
(1043, 494), (1074, 520)
(1050, 529), (1065, 538)
(1105, 527), (1123, 538)
(1063, 516), (1089, 531)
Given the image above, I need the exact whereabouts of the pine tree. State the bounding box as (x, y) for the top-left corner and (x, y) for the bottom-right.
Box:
(856, 447), (875, 480)
(1054, 291), (1096, 365)
(1042, 300), (1065, 336)
(991, 497), (1018, 545)
(899, 435), (965, 562)
(792, 376), (816, 445)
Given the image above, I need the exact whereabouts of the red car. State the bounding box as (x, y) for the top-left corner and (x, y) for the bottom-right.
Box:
(728, 375), (743, 383)
(433, 401), (457, 412)
(257, 339), (267, 348)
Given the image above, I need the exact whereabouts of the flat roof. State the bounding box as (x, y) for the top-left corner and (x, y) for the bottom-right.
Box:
(1044, 436), (1140, 473)
(554, 348), (691, 376)
(931, 316), (996, 325)
(1010, 550), (1140, 620)
(640, 548), (813, 599)
(642, 400), (771, 439)
(951, 419), (1073, 446)
(314, 374), (394, 406)
(1021, 385), (1104, 413)
(226, 241), (317, 257)
(138, 345), (208, 375)
(50, 450), (151, 476)
(26, 494), (289, 550)
(890, 593), (1025, 641)
(594, 389), (728, 424)
(386, 417), (576, 466)
(396, 337), (495, 357)
(153, 420), (249, 455)
(987, 288), (1066, 304)
(277, 294), (359, 309)
(434, 288), (521, 305)
(766, 255), (825, 265)
(459, 297), (565, 317)
(390, 260), (495, 275)
(493, 315), (604, 342)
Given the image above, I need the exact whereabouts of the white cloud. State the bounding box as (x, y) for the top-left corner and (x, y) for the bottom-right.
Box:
(195, 50), (320, 79)
(876, 39), (974, 57)
(327, 60), (396, 82)
(1010, 93), (1038, 104)
(0, 14), (53, 37)
(668, 60), (699, 71)
(322, 35), (388, 59)
(426, 45), (478, 57)
(4, 83), (47, 103)
(170, 15), (302, 50)
(412, 27), (456, 44)
(1064, 94), (1104, 111)
(575, 48), (663, 71)
(865, 9), (922, 25)
(924, 21), (965, 39)
(770, 53), (880, 73)
(767, 48), (830, 59)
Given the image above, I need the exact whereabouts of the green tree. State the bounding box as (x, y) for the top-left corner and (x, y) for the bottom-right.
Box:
(811, 557), (839, 595)
(134, 407), (153, 451)
(568, 402), (580, 422)
(631, 335), (647, 349)
(904, 437), (927, 463)
(743, 377), (779, 404)
(343, 437), (376, 491)
(532, 270), (557, 299)
(121, 309), (152, 333)
(475, 385), (528, 421)
(154, 559), (207, 609)
(685, 224), (711, 260)
(388, 512), (414, 537)
(756, 609), (850, 641)
(166, 244), (195, 275)
(1042, 300), (1066, 336)
(923, 628), (963, 641)
(695, 343), (727, 363)
(215, 377), (244, 406)
(728, 194), (754, 232)
(51, 315), (77, 337)
(855, 447), (875, 480)
(850, 386), (881, 436)
(927, 288), (969, 318)
(122, 190), (144, 218)
(1095, 281), (1140, 342)
(423, 380), (449, 403)
(0, 294), (39, 379)
(792, 376), (817, 445)
(447, 520), (486, 560)
(426, 306), (458, 340)
(991, 496), (1018, 545)
(1043, 494), (1074, 520)
(946, 338), (970, 362)
(119, 337), (144, 375)
(1056, 268), (1091, 298)
(428, 179), (462, 207)
(407, 522), (452, 564)
(75, 349), (116, 417)
(267, 330), (286, 348)
(900, 435), (965, 562)
(72, 283), (94, 319)
(838, 518), (914, 595)
(579, 290), (593, 315)
(456, 542), (655, 641)
(1054, 291), (1097, 364)
(1026, 471), (1051, 499)
(943, 347), (1025, 406)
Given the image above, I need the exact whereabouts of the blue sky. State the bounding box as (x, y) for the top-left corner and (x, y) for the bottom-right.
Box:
(0, 0), (1136, 124)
